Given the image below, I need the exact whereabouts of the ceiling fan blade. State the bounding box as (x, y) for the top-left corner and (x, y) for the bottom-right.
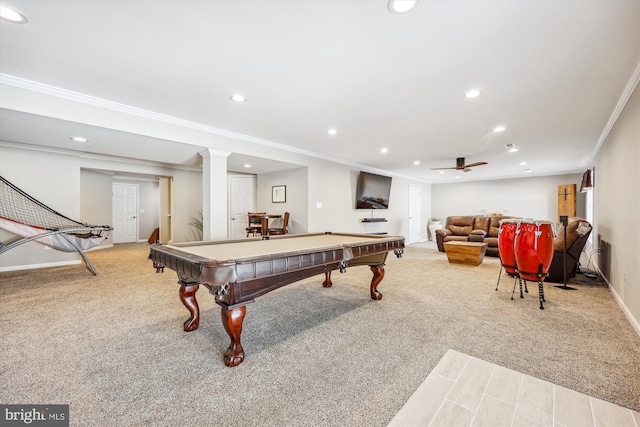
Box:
(463, 162), (488, 168)
(430, 159), (488, 171)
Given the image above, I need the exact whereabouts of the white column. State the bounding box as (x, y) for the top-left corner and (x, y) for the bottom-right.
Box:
(200, 148), (231, 240)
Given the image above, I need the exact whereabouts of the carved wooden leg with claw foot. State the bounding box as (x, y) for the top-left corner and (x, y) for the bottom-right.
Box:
(323, 270), (333, 288)
(221, 305), (247, 367)
(179, 284), (200, 332)
(369, 265), (385, 300)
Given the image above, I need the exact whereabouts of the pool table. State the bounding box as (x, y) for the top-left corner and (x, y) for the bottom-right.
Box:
(149, 232), (404, 367)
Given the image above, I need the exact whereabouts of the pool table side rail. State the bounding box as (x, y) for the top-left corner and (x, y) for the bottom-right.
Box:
(150, 235), (404, 279)
(150, 244), (210, 284)
(150, 236), (404, 303)
(229, 238), (404, 303)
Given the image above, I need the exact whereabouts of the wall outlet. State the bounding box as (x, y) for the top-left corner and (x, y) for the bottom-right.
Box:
(316, 202), (322, 209)
(624, 269), (628, 282)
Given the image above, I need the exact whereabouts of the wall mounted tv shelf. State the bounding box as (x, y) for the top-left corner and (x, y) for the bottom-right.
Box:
(361, 218), (387, 223)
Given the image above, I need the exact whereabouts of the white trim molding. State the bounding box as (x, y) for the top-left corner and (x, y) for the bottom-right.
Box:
(0, 73), (426, 184)
(590, 58), (640, 166)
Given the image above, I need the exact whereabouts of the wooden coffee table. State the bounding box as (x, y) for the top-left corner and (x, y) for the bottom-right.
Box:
(443, 241), (488, 266)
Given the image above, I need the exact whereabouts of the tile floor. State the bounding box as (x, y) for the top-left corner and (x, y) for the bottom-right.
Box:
(388, 349), (640, 427)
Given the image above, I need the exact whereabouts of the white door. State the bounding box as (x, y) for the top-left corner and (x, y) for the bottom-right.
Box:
(408, 184), (422, 244)
(229, 175), (257, 239)
(113, 182), (138, 243)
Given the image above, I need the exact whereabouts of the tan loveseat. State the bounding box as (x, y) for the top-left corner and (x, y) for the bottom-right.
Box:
(435, 215), (516, 257)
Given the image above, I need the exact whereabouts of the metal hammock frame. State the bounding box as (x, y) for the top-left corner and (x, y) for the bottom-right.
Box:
(0, 175), (113, 275)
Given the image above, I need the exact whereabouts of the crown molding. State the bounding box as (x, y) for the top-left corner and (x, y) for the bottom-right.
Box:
(590, 57), (640, 166)
(0, 140), (200, 173)
(0, 73), (429, 184)
(199, 148), (232, 158)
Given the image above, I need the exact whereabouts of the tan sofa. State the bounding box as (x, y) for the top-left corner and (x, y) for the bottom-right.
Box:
(435, 215), (515, 257)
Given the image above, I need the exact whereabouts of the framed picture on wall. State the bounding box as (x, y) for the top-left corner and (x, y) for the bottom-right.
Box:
(272, 185), (286, 203)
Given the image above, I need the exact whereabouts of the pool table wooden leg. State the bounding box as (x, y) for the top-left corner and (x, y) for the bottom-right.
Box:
(221, 305), (247, 367)
(179, 284), (200, 332)
(322, 270), (333, 287)
(370, 265), (385, 300)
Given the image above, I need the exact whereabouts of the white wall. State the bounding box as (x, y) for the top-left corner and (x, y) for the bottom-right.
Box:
(431, 173), (585, 224)
(1, 141), (430, 273)
(0, 145), (82, 269)
(0, 142), (203, 270)
(81, 169), (114, 245)
(594, 82), (639, 330)
(255, 161), (432, 240)
(257, 167), (308, 234)
(304, 158), (430, 239)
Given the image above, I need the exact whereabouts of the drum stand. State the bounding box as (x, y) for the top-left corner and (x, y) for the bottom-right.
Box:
(497, 261), (548, 310)
(518, 263), (547, 310)
(555, 215), (577, 291)
(495, 262), (528, 299)
(495, 265), (507, 290)
(511, 275), (528, 301)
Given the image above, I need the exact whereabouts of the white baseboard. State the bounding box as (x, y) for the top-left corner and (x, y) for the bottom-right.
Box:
(0, 260), (81, 272)
(595, 264), (640, 337)
(0, 244), (113, 271)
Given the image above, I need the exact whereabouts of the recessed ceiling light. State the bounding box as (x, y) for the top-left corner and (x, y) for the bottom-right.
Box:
(413, 161), (420, 165)
(328, 129), (337, 135)
(525, 169), (532, 173)
(387, 0), (418, 15)
(505, 143), (518, 153)
(464, 89), (481, 98)
(229, 94), (247, 102)
(70, 137), (89, 142)
(519, 162), (527, 166)
(455, 176), (460, 179)
(0, 4), (28, 23)
(509, 148), (519, 153)
(493, 126), (506, 132)
(243, 164), (251, 168)
(439, 171), (445, 174)
(380, 148), (388, 154)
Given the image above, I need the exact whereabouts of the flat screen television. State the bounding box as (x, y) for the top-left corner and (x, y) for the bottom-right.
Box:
(355, 171), (392, 209)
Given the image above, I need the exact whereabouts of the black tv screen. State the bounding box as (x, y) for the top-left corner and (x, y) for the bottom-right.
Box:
(355, 172), (392, 209)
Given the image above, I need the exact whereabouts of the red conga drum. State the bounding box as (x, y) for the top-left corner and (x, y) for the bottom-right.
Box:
(514, 220), (555, 281)
(498, 219), (519, 275)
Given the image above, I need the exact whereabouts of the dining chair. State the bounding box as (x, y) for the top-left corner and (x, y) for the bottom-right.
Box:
(246, 212), (266, 237)
(267, 212), (289, 235)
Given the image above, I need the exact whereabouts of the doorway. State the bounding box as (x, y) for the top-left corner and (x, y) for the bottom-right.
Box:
(408, 184), (422, 244)
(112, 182), (138, 243)
(229, 175), (257, 239)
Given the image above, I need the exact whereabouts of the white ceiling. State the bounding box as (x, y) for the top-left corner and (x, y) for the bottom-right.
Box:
(1, 0), (639, 182)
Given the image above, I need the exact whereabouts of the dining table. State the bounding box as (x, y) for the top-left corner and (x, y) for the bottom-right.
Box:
(248, 213), (282, 236)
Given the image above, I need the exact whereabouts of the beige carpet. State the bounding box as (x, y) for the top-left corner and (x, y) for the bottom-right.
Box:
(1, 242), (639, 426)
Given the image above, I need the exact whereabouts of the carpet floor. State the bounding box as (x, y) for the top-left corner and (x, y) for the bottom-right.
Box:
(1, 241), (638, 426)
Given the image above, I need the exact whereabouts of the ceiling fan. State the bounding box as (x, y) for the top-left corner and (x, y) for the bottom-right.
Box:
(430, 157), (488, 173)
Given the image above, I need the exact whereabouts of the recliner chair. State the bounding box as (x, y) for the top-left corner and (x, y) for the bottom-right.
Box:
(546, 217), (592, 283)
